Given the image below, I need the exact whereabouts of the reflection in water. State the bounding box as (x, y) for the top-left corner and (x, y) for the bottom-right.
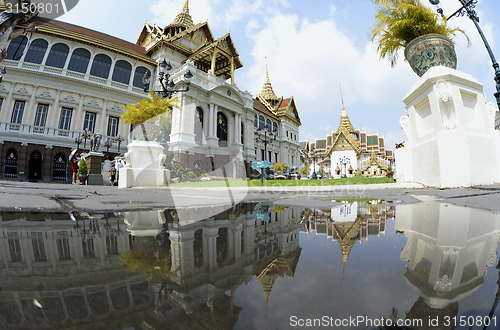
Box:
(302, 200), (394, 269)
(396, 196), (500, 328)
(0, 198), (499, 329)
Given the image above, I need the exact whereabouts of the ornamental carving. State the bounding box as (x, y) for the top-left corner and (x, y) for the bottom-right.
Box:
(400, 115), (410, 137)
(109, 104), (123, 113)
(435, 274), (451, 292)
(0, 85), (7, 93)
(16, 87), (29, 95)
(38, 90), (54, 99)
(86, 99), (101, 108)
(436, 80), (451, 103)
(62, 95), (77, 104)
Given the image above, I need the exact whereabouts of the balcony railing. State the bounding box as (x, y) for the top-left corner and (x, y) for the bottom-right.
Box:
(0, 121), (128, 151)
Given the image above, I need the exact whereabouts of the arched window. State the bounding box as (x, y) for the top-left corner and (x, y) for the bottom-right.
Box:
(194, 229), (203, 267)
(216, 228), (228, 264)
(24, 39), (48, 64)
(241, 122), (244, 145)
(266, 119), (271, 132)
(133, 66), (150, 88)
(90, 54), (112, 79)
(68, 48), (91, 73)
(6, 35), (27, 60)
(258, 115), (265, 130)
(45, 43), (69, 68)
(195, 107), (204, 145)
(273, 122), (278, 134)
(254, 114), (257, 128)
(4, 148), (18, 179)
(112, 60), (132, 84)
(217, 112), (228, 146)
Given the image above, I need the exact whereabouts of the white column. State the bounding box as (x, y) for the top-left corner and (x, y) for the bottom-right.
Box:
(208, 104), (214, 137)
(212, 105), (218, 138)
(204, 227), (219, 271)
(0, 83), (16, 122)
(99, 100), (108, 135)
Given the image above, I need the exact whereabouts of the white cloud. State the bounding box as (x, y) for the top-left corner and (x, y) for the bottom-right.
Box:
(244, 6), (417, 145)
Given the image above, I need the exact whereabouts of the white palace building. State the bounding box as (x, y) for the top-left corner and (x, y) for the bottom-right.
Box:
(0, 1), (301, 182)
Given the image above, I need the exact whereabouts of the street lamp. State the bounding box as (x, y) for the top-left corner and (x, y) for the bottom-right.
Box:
(81, 129), (91, 151)
(339, 156), (350, 178)
(255, 123), (276, 179)
(309, 149), (320, 179)
(114, 134), (123, 155)
(103, 138), (112, 158)
(74, 135), (82, 150)
(142, 59), (193, 99)
(429, 0), (500, 110)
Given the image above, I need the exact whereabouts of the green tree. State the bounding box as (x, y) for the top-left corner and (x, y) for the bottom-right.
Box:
(371, 0), (468, 66)
(77, 158), (87, 175)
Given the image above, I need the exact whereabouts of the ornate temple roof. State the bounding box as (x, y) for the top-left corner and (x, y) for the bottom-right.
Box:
(258, 65), (279, 102)
(172, 0), (194, 27)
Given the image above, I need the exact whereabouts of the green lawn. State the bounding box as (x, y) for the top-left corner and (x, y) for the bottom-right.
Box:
(168, 177), (395, 188)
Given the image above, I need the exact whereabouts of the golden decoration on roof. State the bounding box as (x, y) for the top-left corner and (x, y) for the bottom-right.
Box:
(259, 64), (279, 102)
(172, 0), (194, 27)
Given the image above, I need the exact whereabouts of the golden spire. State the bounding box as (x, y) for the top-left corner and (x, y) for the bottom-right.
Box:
(336, 85), (356, 133)
(172, 0), (194, 27)
(258, 62), (279, 102)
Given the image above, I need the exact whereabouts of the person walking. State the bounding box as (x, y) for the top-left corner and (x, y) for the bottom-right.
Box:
(109, 164), (117, 186)
(71, 156), (79, 184)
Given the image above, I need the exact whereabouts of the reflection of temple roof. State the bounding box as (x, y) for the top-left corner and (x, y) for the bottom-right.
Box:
(332, 218), (362, 268)
(254, 247), (302, 308)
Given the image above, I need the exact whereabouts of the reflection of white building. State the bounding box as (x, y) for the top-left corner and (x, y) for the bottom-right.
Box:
(0, 203), (303, 328)
(0, 214), (148, 329)
(303, 201), (394, 267)
(157, 203), (302, 320)
(395, 196), (500, 322)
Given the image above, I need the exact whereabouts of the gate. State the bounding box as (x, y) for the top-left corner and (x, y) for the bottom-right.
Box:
(4, 149), (18, 179)
(52, 153), (67, 182)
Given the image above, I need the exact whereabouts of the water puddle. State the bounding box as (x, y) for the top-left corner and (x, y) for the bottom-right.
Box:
(0, 197), (499, 329)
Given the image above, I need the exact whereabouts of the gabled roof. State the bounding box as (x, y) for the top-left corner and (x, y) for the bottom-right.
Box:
(275, 97), (301, 125)
(254, 98), (279, 120)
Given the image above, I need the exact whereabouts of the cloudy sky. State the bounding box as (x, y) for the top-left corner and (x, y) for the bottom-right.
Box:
(60, 0), (500, 149)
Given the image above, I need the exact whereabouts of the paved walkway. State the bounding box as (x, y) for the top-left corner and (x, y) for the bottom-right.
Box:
(1, 180), (499, 213)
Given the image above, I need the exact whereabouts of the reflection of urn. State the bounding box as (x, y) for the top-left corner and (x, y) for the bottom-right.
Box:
(396, 196), (500, 313)
(124, 211), (166, 237)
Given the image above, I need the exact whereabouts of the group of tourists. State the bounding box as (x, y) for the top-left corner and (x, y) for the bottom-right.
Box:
(70, 153), (124, 186)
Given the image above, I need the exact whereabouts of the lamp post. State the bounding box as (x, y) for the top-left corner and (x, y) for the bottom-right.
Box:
(81, 129), (91, 152)
(339, 156), (349, 178)
(75, 135), (82, 150)
(429, 0), (500, 110)
(309, 149), (320, 180)
(103, 138), (112, 159)
(142, 59), (193, 99)
(255, 123), (276, 179)
(114, 134), (123, 155)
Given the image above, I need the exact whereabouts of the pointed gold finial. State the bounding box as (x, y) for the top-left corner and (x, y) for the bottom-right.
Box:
(172, 0), (193, 27)
(340, 84), (346, 115)
(258, 59), (279, 102)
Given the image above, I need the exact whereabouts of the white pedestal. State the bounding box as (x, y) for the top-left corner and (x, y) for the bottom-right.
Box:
(396, 67), (500, 188)
(118, 140), (170, 188)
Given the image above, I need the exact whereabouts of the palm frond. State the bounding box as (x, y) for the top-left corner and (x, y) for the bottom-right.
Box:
(371, 0), (468, 66)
